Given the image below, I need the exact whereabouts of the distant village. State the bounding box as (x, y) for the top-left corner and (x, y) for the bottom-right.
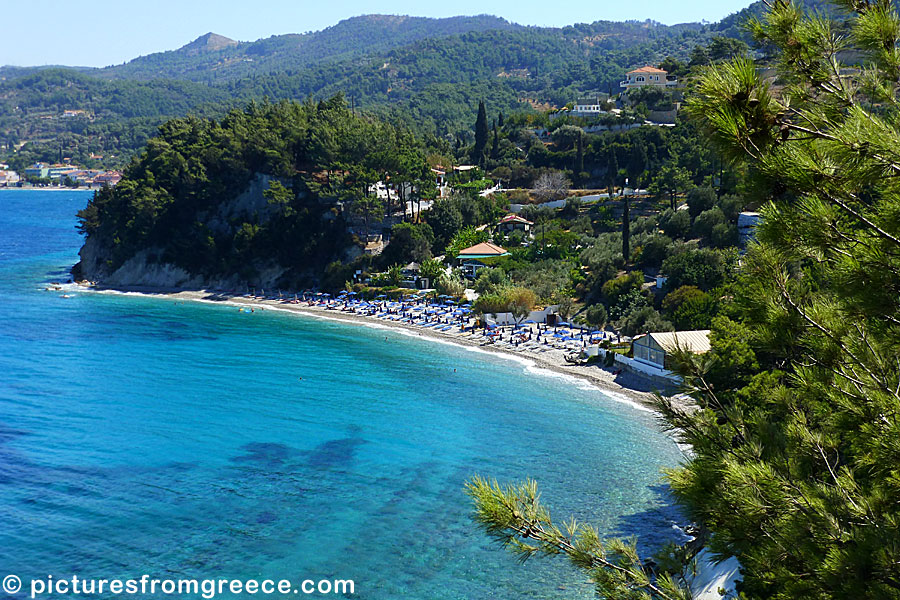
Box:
(0, 161), (122, 189)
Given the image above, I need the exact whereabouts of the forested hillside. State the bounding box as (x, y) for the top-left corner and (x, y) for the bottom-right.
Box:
(0, 1), (838, 170)
(0, 9), (744, 170)
(94, 15), (523, 82)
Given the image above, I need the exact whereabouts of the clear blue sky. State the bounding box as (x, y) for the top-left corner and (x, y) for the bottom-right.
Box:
(2, 0), (754, 68)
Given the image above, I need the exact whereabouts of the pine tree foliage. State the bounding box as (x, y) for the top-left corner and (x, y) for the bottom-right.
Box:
(667, 1), (900, 598)
(468, 2), (900, 599)
(465, 476), (695, 600)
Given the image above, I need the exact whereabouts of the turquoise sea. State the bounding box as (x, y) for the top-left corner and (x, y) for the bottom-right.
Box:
(0, 189), (685, 599)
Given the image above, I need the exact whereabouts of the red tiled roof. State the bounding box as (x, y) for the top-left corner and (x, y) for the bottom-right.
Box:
(458, 242), (508, 257)
(627, 66), (667, 74)
(499, 214), (533, 225)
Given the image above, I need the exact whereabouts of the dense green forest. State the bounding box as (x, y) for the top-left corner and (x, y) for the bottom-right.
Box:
(93, 16), (524, 82)
(74, 97), (439, 288)
(0, 6), (759, 169)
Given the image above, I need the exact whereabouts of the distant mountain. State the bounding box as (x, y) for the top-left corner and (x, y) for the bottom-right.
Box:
(178, 33), (239, 55)
(0, 7), (767, 169)
(93, 15), (523, 82)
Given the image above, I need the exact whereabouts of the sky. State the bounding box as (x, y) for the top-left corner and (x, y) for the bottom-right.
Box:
(1, 0), (754, 68)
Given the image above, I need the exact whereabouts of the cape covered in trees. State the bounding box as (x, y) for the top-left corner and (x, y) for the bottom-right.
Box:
(74, 97), (434, 289)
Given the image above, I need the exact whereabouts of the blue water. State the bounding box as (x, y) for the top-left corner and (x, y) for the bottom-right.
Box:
(0, 189), (684, 599)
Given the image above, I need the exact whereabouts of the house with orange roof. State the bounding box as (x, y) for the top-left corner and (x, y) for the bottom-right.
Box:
(456, 242), (509, 279)
(620, 66), (677, 91)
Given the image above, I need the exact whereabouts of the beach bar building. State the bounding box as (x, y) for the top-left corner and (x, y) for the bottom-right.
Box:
(456, 242), (509, 278)
(631, 330), (711, 370)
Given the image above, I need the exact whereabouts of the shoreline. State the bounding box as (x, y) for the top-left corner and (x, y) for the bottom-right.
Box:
(79, 284), (681, 414)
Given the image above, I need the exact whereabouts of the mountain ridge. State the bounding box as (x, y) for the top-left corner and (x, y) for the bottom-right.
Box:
(178, 32), (239, 55)
(0, 2), (798, 170)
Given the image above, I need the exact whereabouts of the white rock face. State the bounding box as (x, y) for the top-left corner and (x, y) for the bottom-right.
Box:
(689, 550), (742, 600)
(103, 249), (203, 289)
(74, 173), (295, 290)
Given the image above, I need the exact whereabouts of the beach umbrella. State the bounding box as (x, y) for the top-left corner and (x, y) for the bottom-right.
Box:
(557, 321), (571, 327)
(523, 319), (536, 324)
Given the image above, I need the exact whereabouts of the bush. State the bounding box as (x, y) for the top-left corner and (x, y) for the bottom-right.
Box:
(638, 234), (673, 269)
(585, 303), (608, 327)
(662, 285), (717, 329)
(420, 258), (445, 281)
(379, 222), (433, 267)
(510, 259), (572, 301)
(435, 271), (466, 297)
(661, 248), (726, 291)
(616, 305), (673, 337)
(710, 222), (736, 247)
(601, 271), (644, 305)
(687, 186), (717, 220)
(474, 268), (509, 295)
(660, 209), (691, 239)
(719, 194), (744, 220)
(693, 207), (726, 240)
(561, 197), (582, 219)
(445, 226), (489, 259)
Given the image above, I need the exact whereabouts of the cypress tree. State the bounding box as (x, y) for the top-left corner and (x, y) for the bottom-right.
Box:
(473, 100), (489, 165)
(490, 123), (500, 160)
(576, 132), (584, 179)
(606, 147), (618, 197)
(498, 112), (504, 128)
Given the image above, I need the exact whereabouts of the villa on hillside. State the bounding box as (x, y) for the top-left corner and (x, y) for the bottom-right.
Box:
(620, 66), (677, 91)
(631, 330), (711, 370)
(497, 214), (533, 235)
(457, 242), (509, 278)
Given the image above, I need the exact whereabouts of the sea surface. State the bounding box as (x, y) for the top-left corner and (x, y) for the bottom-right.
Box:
(0, 189), (685, 599)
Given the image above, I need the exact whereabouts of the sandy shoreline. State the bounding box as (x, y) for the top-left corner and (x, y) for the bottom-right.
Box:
(79, 284), (679, 413)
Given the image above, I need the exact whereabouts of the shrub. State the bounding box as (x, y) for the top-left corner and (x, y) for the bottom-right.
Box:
(687, 185), (717, 220)
(661, 248), (726, 291)
(585, 303), (608, 328)
(710, 223), (737, 248)
(638, 234), (673, 269)
(693, 207), (726, 240)
(662, 285), (717, 329)
(601, 271), (644, 305)
(660, 209), (691, 239)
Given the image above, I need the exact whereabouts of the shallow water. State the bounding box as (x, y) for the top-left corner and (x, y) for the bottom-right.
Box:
(0, 189), (685, 599)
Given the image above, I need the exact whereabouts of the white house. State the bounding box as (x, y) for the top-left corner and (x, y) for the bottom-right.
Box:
(571, 96), (609, 116)
(738, 212), (762, 246)
(498, 214), (533, 235)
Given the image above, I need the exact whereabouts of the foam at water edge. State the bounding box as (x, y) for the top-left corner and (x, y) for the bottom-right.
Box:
(76, 287), (660, 417)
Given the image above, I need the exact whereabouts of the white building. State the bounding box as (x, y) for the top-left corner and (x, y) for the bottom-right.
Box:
(571, 96), (609, 116)
(738, 212), (762, 246)
(0, 170), (20, 186)
(632, 330), (711, 370)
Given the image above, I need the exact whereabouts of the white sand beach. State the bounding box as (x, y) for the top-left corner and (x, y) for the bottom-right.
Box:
(81, 285), (685, 412)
